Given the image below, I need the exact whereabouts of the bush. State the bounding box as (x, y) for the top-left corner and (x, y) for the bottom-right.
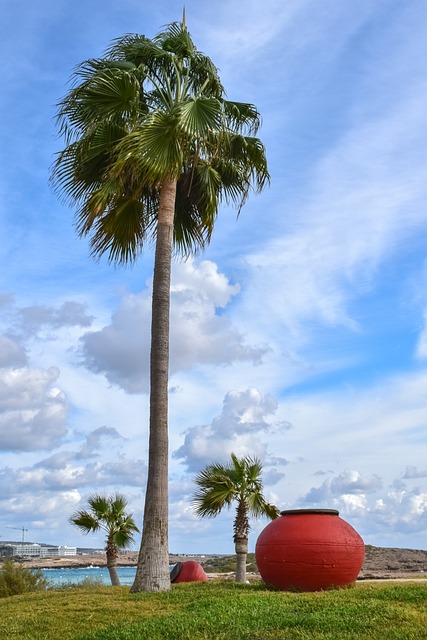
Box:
(0, 559), (49, 597)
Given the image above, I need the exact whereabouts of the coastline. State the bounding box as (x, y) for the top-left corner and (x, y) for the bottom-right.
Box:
(15, 552), (197, 570)
(8, 548), (427, 581)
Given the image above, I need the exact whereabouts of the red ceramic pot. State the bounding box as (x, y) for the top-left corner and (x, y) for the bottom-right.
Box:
(170, 560), (208, 583)
(255, 509), (365, 591)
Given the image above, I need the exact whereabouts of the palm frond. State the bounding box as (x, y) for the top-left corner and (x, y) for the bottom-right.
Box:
(105, 33), (165, 65)
(51, 120), (128, 207)
(112, 111), (184, 183)
(68, 510), (100, 534)
(193, 461), (239, 518)
(172, 161), (222, 255)
(88, 494), (111, 517)
(109, 493), (129, 515)
(222, 100), (261, 135)
(177, 96), (222, 137)
(88, 197), (147, 264)
(81, 69), (141, 116)
(156, 21), (196, 58)
(192, 483), (235, 517)
(113, 528), (137, 550)
(57, 69), (141, 141)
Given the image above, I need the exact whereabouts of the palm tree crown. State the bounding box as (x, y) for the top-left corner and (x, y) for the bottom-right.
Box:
(69, 493), (139, 586)
(51, 21), (269, 264)
(193, 453), (279, 582)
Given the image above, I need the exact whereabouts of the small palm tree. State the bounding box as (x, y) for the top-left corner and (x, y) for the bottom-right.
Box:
(193, 453), (279, 583)
(69, 493), (139, 586)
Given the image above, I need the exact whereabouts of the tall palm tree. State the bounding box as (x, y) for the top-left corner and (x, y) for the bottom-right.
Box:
(193, 453), (279, 583)
(69, 493), (139, 586)
(52, 19), (269, 592)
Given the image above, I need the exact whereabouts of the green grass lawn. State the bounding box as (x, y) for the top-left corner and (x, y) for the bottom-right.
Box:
(1, 580), (426, 640)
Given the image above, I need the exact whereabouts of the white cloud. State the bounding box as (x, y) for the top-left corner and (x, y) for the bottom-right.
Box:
(0, 366), (68, 451)
(340, 494), (368, 513)
(173, 387), (288, 472)
(81, 260), (267, 393)
(294, 472), (427, 545)
(331, 470), (383, 495)
(403, 466), (427, 479)
(302, 470), (383, 505)
(0, 427), (147, 497)
(76, 426), (123, 459)
(1, 489), (82, 541)
(0, 335), (27, 367)
(263, 468), (286, 486)
(19, 301), (94, 335)
(80, 291), (150, 393)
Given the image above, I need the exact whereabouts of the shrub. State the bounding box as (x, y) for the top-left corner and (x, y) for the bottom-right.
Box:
(0, 559), (49, 597)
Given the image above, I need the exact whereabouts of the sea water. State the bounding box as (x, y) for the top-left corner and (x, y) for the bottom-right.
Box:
(41, 565), (137, 586)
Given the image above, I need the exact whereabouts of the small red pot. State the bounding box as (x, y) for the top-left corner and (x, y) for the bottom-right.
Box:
(255, 508), (365, 591)
(170, 560), (208, 583)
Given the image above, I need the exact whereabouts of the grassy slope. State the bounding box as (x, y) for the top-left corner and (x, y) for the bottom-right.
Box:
(1, 581), (426, 640)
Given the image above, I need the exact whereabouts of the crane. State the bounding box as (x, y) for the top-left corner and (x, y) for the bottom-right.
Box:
(6, 526), (28, 543)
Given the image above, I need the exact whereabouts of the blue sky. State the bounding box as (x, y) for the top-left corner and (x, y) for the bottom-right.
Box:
(1, 0), (427, 555)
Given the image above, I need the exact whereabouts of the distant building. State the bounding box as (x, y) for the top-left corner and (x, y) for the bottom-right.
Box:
(0, 543), (77, 558)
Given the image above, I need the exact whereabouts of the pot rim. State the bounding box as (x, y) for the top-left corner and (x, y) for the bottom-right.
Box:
(169, 562), (182, 583)
(280, 508), (339, 516)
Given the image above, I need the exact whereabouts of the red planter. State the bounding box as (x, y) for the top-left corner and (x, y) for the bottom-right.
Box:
(255, 509), (365, 591)
(170, 560), (208, 584)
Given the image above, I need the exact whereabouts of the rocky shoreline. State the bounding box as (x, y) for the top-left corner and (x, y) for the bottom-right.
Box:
(11, 546), (427, 580)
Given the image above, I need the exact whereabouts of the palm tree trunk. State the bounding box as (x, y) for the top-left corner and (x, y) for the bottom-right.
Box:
(234, 501), (249, 583)
(131, 178), (177, 593)
(235, 538), (248, 583)
(106, 546), (121, 586)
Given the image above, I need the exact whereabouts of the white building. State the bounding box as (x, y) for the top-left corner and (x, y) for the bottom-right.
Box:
(0, 543), (77, 558)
